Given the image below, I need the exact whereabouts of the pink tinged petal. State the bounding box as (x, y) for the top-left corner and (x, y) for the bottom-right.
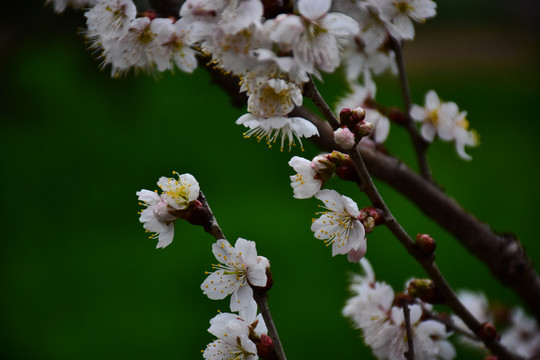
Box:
(230, 283), (253, 312)
(298, 0), (331, 20)
(347, 246), (366, 263)
(321, 13), (360, 37)
(156, 222), (175, 248)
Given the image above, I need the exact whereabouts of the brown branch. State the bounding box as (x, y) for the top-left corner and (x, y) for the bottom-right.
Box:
(402, 302), (416, 360)
(253, 291), (288, 360)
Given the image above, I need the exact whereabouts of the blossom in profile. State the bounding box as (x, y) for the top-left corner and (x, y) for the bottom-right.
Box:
(136, 172), (200, 248)
(201, 238), (269, 312)
(311, 189), (366, 260)
(236, 114), (318, 152)
(288, 156), (323, 199)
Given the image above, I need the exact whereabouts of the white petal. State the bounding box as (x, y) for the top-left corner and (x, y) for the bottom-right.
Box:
(298, 0), (331, 20)
(230, 283), (253, 312)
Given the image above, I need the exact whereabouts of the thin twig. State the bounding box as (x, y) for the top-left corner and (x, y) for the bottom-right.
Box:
(198, 191), (226, 240)
(303, 77), (340, 129)
(389, 37), (432, 182)
(253, 291), (288, 360)
(402, 302), (416, 360)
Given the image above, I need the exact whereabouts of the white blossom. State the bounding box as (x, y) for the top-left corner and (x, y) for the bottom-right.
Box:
(501, 308), (540, 358)
(288, 156), (323, 199)
(204, 311), (259, 360)
(311, 189), (366, 259)
(266, 0), (359, 73)
(236, 114), (318, 151)
(157, 172), (200, 210)
(151, 17), (198, 73)
(201, 238), (269, 312)
(85, 0), (137, 41)
(369, 0), (436, 40)
(136, 190), (176, 249)
(136, 172), (200, 248)
(411, 90), (479, 160)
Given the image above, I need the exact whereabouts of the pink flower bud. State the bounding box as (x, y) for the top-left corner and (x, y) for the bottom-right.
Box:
(416, 234), (436, 255)
(351, 107), (366, 122)
(334, 127), (356, 149)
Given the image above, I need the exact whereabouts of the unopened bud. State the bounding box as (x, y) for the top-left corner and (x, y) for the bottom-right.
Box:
(334, 127), (356, 149)
(363, 207), (385, 225)
(256, 334), (277, 360)
(311, 154), (336, 179)
(355, 120), (372, 137)
(416, 234), (436, 255)
(478, 322), (498, 342)
(339, 108), (353, 124)
(351, 107), (366, 122)
(363, 217), (375, 233)
(407, 279), (444, 304)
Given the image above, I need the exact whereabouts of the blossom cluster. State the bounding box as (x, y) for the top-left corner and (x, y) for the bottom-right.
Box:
(289, 152), (385, 262)
(343, 259), (456, 360)
(47, 0), (449, 153)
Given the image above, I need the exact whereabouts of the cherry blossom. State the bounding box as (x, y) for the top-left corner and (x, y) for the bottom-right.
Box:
(311, 189), (366, 260)
(201, 238), (269, 312)
(288, 156), (323, 199)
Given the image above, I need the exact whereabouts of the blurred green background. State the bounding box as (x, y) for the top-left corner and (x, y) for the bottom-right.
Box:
(1, 0), (539, 359)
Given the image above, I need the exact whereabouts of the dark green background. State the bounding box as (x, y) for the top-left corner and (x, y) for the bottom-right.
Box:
(1, 1), (539, 359)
